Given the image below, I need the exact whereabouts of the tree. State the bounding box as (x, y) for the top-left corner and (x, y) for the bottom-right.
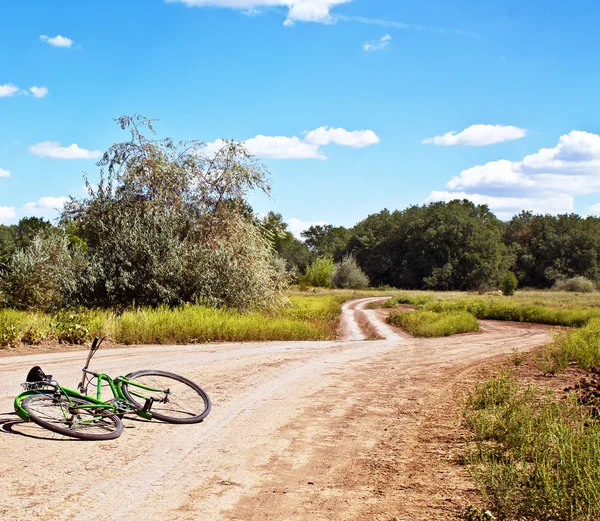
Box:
(260, 212), (310, 273)
(302, 224), (351, 262)
(61, 115), (287, 309)
(504, 212), (600, 287)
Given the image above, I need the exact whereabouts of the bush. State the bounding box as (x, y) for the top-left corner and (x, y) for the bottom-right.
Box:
(305, 256), (335, 288)
(0, 231), (84, 311)
(500, 271), (518, 296)
(331, 255), (369, 289)
(554, 276), (597, 293)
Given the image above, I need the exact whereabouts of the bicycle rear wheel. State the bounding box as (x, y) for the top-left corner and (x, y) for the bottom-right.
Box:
(22, 393), (124, 441)
(121, 370), (211, 424)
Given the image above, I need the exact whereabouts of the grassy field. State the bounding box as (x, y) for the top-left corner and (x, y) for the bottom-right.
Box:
(384, 290), (600, 327)
(464, 371), (600, 521)
(0, 289), (393, 348)
(387, 309), (479, 337)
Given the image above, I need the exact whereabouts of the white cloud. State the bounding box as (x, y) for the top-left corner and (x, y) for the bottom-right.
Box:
(589, 203), (600, 216)
(29, 86), (48, 98)
(40, 34), (74, 48)
(286, 218), (328, 239)
(447, 131), (600, 196)
(427, 191), (574, 219)
(203, 125), (379, 160)
(21, 196), (68, 217)
(0, 84), (20, 98)
(304, 126), (380, 148)
(423, 124), (527, 146)
(428, 130), (600, 218)
(165, 0), (351, 25)
(0, 168), (10, 177)
(29, 141), (102, 160)
(363, 34), (391, 52)
(0, 206), (17, 223)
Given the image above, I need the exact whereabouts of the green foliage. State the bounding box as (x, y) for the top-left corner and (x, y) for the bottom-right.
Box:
(500, 271), (518, 296)
(536, 318), (600, 374)
(464, 371), (600, 520)
(0, 231), (85, 311)
(302, 224), (351, 262)
(331, 255), (369, 289)
(349, 201), (512, 291)
(53, 310), (94, 344)
(61, 115), (287, 310)
(554, 276), (597, 293)
(305, 256), (335, 288)
(387, 309), (479, 337)
(505, 211), (600, 288)
(260, 212), (310, 274)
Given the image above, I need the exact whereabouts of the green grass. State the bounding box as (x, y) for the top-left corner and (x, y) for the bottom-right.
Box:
(386, 309), (479, 337)
(0, 292), (383, 348)
(464, 371), (600, 520)
(384, 291), (600, 328)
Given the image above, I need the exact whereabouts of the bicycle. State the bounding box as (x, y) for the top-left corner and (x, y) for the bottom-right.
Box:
(13, 336), (211, 440)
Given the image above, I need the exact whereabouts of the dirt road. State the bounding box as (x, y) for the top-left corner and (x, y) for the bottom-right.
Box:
(0, 298), (551, 521)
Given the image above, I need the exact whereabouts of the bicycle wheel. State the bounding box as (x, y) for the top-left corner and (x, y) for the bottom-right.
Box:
(121, 370), (211, 424)
(22, 393), (124, 441)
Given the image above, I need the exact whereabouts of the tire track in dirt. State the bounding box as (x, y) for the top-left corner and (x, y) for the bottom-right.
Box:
(0, 299), (551, 521)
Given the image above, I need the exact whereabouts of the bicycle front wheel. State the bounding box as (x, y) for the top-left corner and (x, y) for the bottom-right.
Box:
(121, 370), (211, 424)
(22, 394), (124, 441)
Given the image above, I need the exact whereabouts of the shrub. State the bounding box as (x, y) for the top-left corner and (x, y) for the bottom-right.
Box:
(331, 255), (369, 289)
(0, 231), (85, 311)
(305, 256), (335, 288)
(554, 276), (597, 293)
(500, 271), (518, 296)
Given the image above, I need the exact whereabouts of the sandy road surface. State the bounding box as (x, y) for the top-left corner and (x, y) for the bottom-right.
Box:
(0, 299), (551, 521)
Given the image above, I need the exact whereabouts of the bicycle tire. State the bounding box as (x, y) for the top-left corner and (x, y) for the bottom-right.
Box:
(22, 393), (124, 441)
(121, 370), (211, 424)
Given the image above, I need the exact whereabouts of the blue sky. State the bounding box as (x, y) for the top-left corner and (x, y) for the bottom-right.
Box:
(1, 0), (600, 236)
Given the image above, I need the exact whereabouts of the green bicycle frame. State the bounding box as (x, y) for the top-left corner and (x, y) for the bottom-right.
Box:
(14, 372), (165, 423)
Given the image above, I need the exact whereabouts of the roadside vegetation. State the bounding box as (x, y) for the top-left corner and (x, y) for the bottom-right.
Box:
(387, 309), (479, 337)
(0, 292), (380, 347)
(464, 371), (600, 521)
(383, 291), (600, 328)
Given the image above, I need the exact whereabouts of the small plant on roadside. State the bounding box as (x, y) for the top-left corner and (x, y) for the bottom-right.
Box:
(509, 347), (526, 366)
(500, 271), (518, 296)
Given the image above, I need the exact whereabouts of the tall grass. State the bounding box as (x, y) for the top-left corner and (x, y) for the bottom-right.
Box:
(387, 310), (479, 337)
(464, 371), (600, 520)
(115, 304), (332, 344)
(0, 293), (361, 348)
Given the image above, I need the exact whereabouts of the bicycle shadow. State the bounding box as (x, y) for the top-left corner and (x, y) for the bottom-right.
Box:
(0, 412), (81, 441)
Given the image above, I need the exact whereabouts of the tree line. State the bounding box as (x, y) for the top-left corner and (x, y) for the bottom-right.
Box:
(261, 202), (600, 291)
